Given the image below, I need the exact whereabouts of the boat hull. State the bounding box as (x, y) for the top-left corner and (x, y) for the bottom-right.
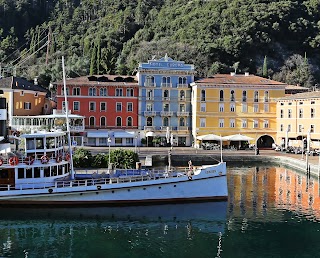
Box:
(0, 163), (228, 206)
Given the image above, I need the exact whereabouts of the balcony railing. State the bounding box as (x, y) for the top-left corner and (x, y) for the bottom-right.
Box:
(178, 126), (190, 131)
(160, 111), (173, 116)
(161, 83), (172, 88)
(146, 97), (154, 101)
(177, 111), (190, 116)
(177, 84), (189, 88)
(143, 111), (157, 116)
(144, 82), (156, 87)
(162, 97), (170, 101)
(144, 126), (156, 131)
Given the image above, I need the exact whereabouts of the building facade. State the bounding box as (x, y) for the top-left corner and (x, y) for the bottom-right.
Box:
(191, 73), (287, 148)
(55, 75), (139, 147)
(137, 55), (195, 147)
(276, 91), (320, 150)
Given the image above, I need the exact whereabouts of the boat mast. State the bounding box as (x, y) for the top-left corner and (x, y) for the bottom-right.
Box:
(62, 56), (75, 180)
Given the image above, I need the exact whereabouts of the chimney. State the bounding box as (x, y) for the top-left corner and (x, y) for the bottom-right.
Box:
(245, 72), (249, 76)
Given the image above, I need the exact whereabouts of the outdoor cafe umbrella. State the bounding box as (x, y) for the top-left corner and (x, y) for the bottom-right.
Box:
(201, 134), (223, 141)
(222, 134), (253, 141)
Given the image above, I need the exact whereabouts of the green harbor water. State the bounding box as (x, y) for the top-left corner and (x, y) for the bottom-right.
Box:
(1, 165), (320, 258)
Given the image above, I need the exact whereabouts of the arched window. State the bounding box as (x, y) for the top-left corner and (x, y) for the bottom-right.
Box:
(89, 116), (95, 127)
(163, 90), (169, 100)
(62, 87), (70, 95)
(116, 117), (122, 127)
(147, 117), (153, 126)
(100, 116), (106, 127)
(163, 117), (169, 126)
(242, 90), (247, 102)
(73, 87), (80, 95)
(264, 91), (269, 102)
(220, 90), (224, 101)
(145, 76), (155, 86)
(100, 88), (107, 96)
(162, 76), (171, 84)
(179, 117), (185, 126)
(127, 117), (133, 126)
(178, 77), (187, 85)
(89, 88), (96, 96)
(201, 90), (206, 101)
(230, 90), (235, 101)
(254, 91), (259, 102)
(180, 90), (185, 100)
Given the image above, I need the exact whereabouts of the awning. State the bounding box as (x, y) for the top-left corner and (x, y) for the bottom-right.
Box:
(87, 131), (109, 138)
(146, 131), (155, 137)
(114, 131), (135, 138)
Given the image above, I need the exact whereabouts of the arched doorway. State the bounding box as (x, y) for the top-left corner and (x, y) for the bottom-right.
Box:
(257, 135), (274, 149)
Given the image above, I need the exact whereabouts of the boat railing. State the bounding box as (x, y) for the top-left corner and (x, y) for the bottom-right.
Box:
(0, 154), (69, 166)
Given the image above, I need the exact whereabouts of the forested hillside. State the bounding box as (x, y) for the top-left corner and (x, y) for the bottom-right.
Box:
(0, 0), (320, 88)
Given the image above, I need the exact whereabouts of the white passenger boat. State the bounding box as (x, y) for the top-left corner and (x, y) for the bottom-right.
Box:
(0, 129), (228, 206)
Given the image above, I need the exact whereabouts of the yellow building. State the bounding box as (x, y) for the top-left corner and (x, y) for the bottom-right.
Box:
(276, 91), (320, 150)
(191, 73), (286, 148)
(0, 76), (49, 127)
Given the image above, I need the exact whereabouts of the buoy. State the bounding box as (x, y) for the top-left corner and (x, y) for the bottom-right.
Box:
(24, 156), (34, 165)
(41, 155), (49, 164)
(9, 156), (19, 166)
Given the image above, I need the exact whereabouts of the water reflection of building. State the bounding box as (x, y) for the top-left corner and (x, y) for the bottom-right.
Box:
(275, 167), (320, 219)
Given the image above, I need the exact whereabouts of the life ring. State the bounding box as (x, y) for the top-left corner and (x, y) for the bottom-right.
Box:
(41, 155), (49, 164)
(0, 158), (3, 166)
(65, 153), (70, 161)
(56, 155), (62, 163)
(9, 156), (19, 166)
(24, 156), (34, 165)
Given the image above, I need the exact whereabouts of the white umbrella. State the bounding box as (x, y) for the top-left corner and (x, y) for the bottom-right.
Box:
(196, 134), (207, 140)
(222, 134), (253, 141)
(202, 134), (223, 141)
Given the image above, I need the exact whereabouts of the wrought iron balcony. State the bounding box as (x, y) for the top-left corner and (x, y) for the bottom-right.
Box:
(177, 111), (190, 116)
(160, 111), (173, 116)
(143, 111), (157, 116)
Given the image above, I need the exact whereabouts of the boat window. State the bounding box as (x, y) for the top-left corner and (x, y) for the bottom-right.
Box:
(58, 165), (63, 175)
(46, 138), (55, 149)
(36, 139), (44, 149)
(44, 167), (50, 177)
(0, 170), (8, 179)
(18, 168), (24, 179)
(26, 139), (35, 150)
(26, 168), (32, 178)
(52, 166), (58, 176)
(34, 167), (41, 178)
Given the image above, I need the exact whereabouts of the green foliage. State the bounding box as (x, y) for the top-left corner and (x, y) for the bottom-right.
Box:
(72, 148), (93, 168)
(92, 153), (108, 168)
(109, 149), (139, 169)
(263, 56), (268, 78)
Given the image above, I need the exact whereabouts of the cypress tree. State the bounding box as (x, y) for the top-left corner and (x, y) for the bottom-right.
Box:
(263, 56), (268, 78)
(89, 45), (97, 75)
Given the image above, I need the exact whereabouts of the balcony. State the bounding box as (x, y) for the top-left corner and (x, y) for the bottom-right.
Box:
(161, 83), (172, 88)
(177, 84), (189, 88)
(179, 96), (186, 102)
(160, 111), (173, 116)
(146, 97), (154, 101)
(162, 97), (170, 101)
(144, 126), (156, 131)
(70, 125), (85, 132)
(177, 111), (190, 116)
(144, 82), (156, 87)
(178, 126), (190, 131)
(159, 126), (173, 131)
(264, 98), (269, 102)
(143, 111), (157, 116)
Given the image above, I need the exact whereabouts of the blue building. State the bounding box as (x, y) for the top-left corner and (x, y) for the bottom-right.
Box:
(137, 55), (195, 147)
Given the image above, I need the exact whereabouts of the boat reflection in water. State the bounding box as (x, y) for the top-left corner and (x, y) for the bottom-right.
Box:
(0, 201), (227, 257)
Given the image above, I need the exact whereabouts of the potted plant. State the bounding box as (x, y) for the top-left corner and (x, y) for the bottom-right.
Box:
(152, 137), (161, 147)
(141, 137), (147, 146)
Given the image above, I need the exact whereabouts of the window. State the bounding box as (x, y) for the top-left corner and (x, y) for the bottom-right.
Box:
(116, 117), (122, 127)
(162, 76), (171, 85)
(180, 90), (185, 100)
(242, 91), (247, 102)
(220, 90), (224, 101)
(34, 92), (38, 97)
(264, 91), (269, 102)
(200, 118), (206, 127)
(280, 124), (283, 132)
(101, 117), (106, 127)
(100, 88), (107, 96)
(288, 102), (292, 105)
(299, 124), (303, 133)
(200, 103), (206, 112)
(145, 76), (155, 86)
(299, 101), (303, 105)
(264, 120), (269, 128)
(288, 109), (292, 118)
(280, 109), (283, 118)
(20, 91), (24, 96)
(299, 109), (303, 118)
(24, 102), (31, 110)
(163, 90), (169, 100)
(230, 103), (235, 112)
(230, 90), (235, 102)
(311, 101), (315, 104)
(147, 117), (153, 126)
(116, 88), (123, 96)
(253, 120), (258, 128)
(179, 117), (185, 126)
(147, 89), (153, 100)
(73, 87), (80, 95)
(311, 124), (315, 133)
(201, 90), (206, 101)
(73, 101), (80, 111)
(288, 124), (291, 132)
(127, 103), (133, 112)
(100, 102), (107, 111)
(62, 101), (68, 111)
(311, 108), (315, 118)
(219, 103), (224, 112)
(89, 87), (96, 96)
(126, 138), (133, 145)
(219, 119), (224, 128)
(89, 102), (96, 111)
(242, 119), (247, 128)
(127, 117), (133, 126)
(254, 91), (259, 102)
(254, 104), (259, 113)
(178, 77), (187, 85)
(126, 88), (134, 97)
(179, 104), (185, 112)
(163, 117), (169, 126)
(163, 103), (169, 112)
(89, 116), (95, 127)
(116, 103), (122, 112)
(242, 103), (247, 112)
(146, 103), (153, 111)
(230, 119), (235, 128)
(264, 104), (269, 112)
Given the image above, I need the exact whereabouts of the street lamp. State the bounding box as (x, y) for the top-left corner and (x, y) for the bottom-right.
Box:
(108, 137), (111, 167)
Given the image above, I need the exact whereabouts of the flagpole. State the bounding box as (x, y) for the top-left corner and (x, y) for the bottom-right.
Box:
(220, 135), (223, 162)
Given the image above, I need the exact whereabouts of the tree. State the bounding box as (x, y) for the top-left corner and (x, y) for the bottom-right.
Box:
(262, 56), (268, 78)
(73, 148), (93, 168)
(232, 61), (240, 74)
